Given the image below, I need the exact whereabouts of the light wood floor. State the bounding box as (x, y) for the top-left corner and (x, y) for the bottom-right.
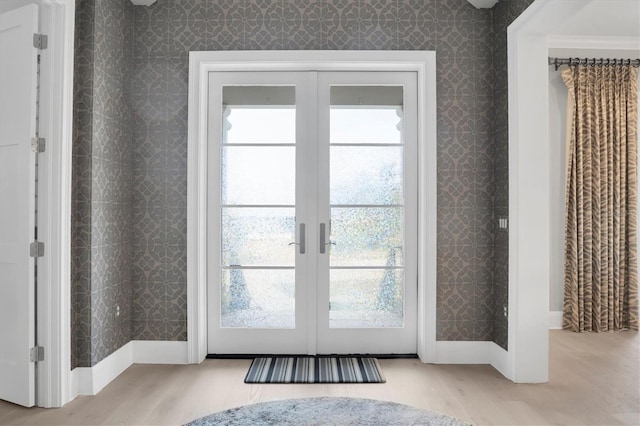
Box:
(0, 330), (638, 425)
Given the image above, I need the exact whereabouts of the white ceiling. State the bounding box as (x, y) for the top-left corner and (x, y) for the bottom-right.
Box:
(526, 0), (640, 39)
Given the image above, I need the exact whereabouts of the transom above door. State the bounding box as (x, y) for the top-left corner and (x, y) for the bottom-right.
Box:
(206, 70), (418, 355)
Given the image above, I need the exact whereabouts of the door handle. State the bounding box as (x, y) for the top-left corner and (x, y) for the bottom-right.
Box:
(288, 223), (305, 254)
(319, 223), (335, 254)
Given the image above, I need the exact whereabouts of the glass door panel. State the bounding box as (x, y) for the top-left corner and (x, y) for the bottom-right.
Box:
(222, 146), (295, 205)
(220, 87), (296, 329)
(220, 268), (295, 328)
(330, 268), (405, 328)
(330, 86), (406, 328)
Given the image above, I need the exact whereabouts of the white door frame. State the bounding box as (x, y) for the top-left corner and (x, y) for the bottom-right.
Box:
(0, 0), (76, 407)
(38, 0), (75, 407)
(187, 51), (438, 364)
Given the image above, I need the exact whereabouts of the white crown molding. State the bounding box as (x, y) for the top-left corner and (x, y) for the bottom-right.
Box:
(547, 35), (640, 51)
(466, 0), (499, 9)
(130, 0), (156, 6)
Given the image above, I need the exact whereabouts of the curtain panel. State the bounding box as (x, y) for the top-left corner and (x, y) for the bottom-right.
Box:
(562, 65), (639, 332)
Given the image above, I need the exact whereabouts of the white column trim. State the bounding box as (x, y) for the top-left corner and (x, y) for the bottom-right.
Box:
(507, 0), (553, 384)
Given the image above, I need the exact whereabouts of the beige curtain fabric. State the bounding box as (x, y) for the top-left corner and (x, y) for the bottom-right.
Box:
(562, 65), (639, 332)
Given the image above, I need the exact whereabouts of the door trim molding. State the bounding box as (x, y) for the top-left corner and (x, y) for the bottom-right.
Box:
(187, 51), (437, 363)
(14, 0), (76, 408)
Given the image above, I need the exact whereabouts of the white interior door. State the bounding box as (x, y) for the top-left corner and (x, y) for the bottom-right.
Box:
(0, 4), (38, 407)
(207, 70), (417, 355)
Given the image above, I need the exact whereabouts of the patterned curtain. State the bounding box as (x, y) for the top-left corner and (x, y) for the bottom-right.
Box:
(562, 65), (639, 332)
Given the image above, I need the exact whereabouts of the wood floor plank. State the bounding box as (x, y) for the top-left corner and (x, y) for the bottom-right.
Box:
(0, 330), (637, 425)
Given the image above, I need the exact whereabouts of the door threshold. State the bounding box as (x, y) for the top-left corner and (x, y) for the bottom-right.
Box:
(206, 354), (418, 359)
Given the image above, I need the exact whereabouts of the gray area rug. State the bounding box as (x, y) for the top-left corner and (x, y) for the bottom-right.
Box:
(186, 397), (470, 425)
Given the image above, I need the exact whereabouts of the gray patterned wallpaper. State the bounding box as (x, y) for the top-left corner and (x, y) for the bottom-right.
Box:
(491, 0), (535, 351)
(72, 0), (134, 368)
(130, 0), (495, 343)
(72, 0), (536, 366)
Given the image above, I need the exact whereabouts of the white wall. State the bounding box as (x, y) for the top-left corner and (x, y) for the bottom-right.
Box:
(547, 48), (640, 312)
(547, 66), (568, 312)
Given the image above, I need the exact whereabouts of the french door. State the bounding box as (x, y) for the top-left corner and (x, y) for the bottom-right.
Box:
(207, 71), (417, 355)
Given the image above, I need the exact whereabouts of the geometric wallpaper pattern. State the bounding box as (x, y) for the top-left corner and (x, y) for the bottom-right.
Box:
(72, 0), (535, 367)
(72, 0), (135, 368)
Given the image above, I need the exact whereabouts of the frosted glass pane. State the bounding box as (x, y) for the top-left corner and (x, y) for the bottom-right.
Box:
(330, 108), (403, 144)
(330, 269), (404, 328)
(224, 107), (295, 144)
(222, 208), (295, 267)
(330, 146), (403, 205)
(221, 269), (295, 328)
(222, 146), (295, 205)
(330, 207), (404, 267)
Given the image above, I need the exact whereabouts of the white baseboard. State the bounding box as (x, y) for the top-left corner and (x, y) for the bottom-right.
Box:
(434, 341), (493, 364)
(70, 340), (516, 398)
(70, 340), (188, 398)
(490, 342), (511, 380)
(71, 341), (133, 397)
(435, 341), (514, 381)
(549, 311), (563, 329)
(134, 340), (189, 364)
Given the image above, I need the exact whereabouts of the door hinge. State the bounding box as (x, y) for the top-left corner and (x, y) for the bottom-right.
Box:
(30, 346), (44, 363)
(33, 33), (48, 50)
(31, 137), (45, 153)
(30, 241), (44, 258)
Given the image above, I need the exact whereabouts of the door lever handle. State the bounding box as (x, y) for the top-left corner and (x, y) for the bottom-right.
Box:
(288, 223), (305, 254)
(319, 223), (335, 254)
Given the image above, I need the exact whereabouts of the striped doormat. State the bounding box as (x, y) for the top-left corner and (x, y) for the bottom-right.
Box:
(245, 356), (385, 384)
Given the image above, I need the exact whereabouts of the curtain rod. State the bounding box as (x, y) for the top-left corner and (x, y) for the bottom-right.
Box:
(549, 57), (640, 71)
